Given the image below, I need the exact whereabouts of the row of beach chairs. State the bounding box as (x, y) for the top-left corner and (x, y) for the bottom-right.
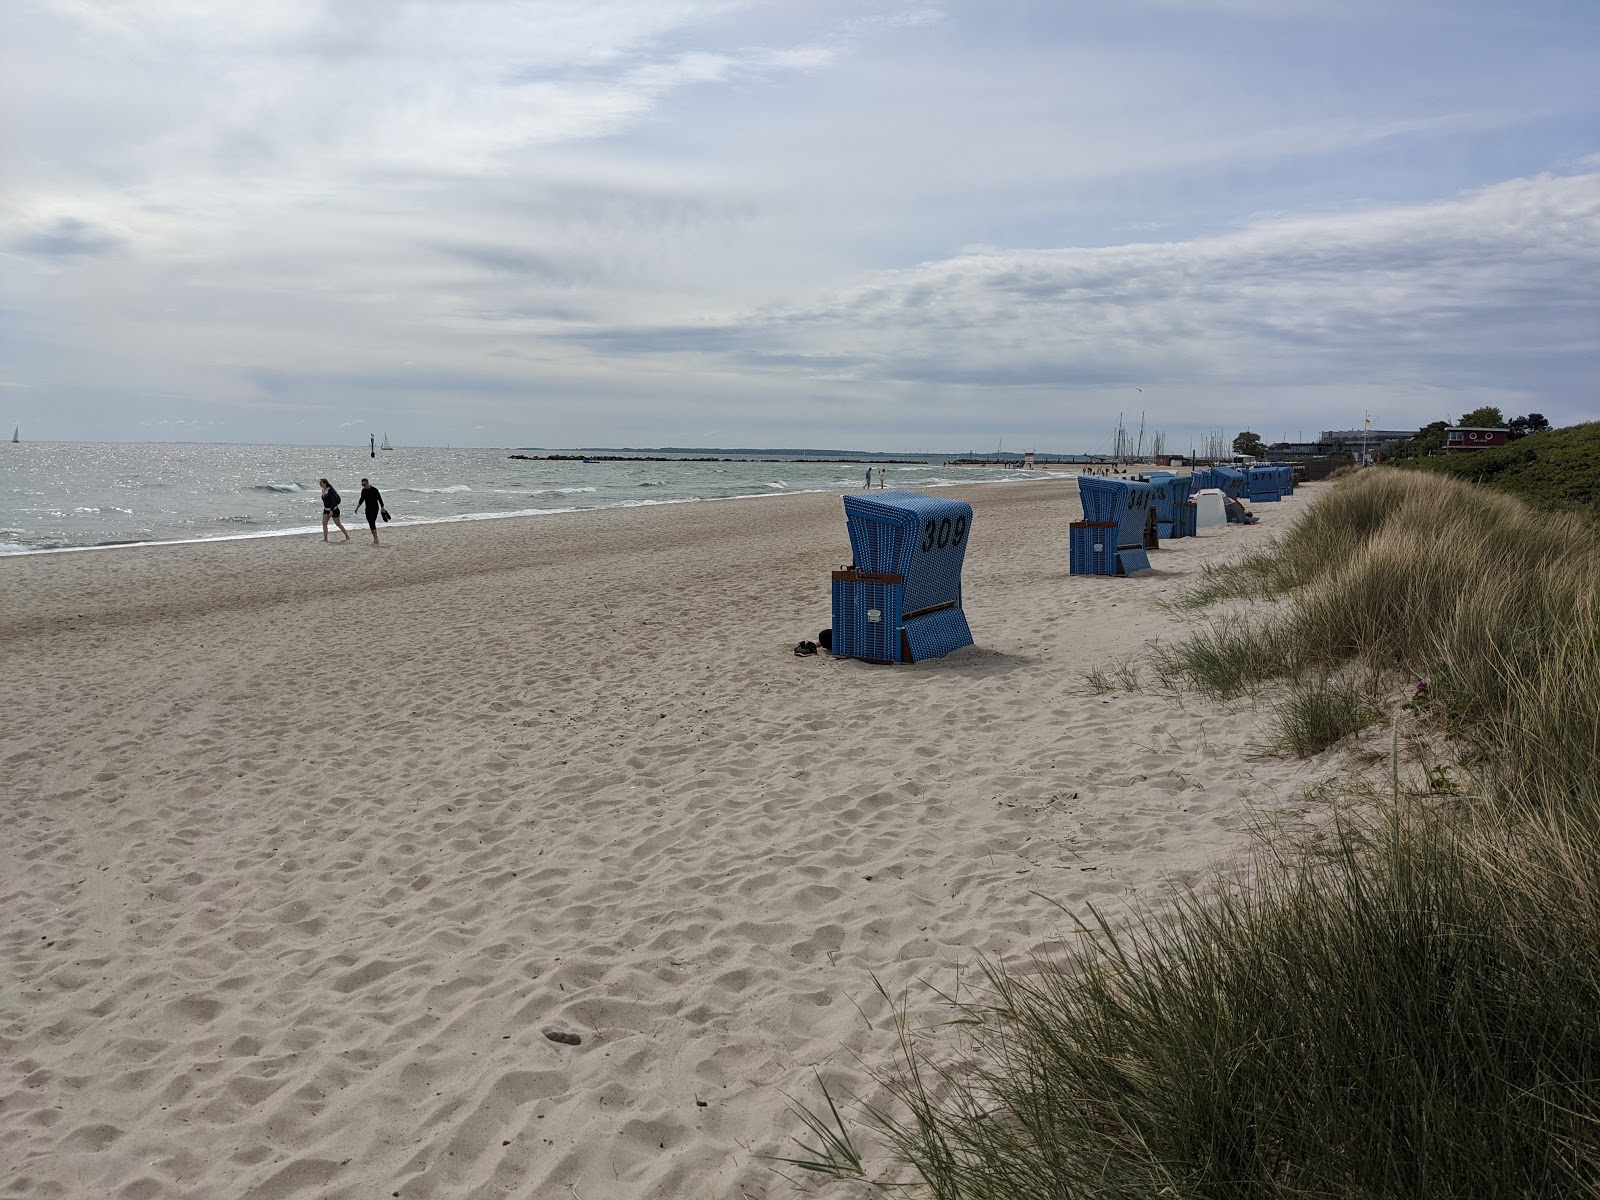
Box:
(827, 468), (1299, 664)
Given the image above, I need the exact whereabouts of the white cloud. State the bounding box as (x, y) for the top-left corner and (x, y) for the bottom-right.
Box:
(632, 167), (1600, 395)
(2, 0), (1595, 446)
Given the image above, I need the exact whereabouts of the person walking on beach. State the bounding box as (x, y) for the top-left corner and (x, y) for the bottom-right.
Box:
(318, 478), (350, 542)
(864, 466), (872, 489)
(355, 477), (387, 545)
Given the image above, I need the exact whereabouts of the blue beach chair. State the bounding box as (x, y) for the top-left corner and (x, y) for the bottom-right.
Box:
(830, 491), (974, 663)
(1071, 476), (1156, 575)
(1209, 466), (1247, 499)
(1247, 466), (1282, 503)
(1139, 472), (1196, 540)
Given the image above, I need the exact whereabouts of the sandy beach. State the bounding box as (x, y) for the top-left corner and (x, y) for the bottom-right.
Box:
(2, 480), (1336, 1199)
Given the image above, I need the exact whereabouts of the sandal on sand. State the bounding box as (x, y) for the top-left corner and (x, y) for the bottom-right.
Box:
(793, 640), (818, 657)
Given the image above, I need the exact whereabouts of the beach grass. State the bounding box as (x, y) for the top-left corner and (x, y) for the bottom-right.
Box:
(811, 795), (1600, 1199)
(790, 469), (1600, 1196)
(1270, 671), (1379, 756)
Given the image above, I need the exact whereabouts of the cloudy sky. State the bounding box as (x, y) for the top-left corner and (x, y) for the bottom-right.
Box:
(2, 0), (1595, 452)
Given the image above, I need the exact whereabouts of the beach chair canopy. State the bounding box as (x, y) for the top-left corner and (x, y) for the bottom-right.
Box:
(843, 490), (971, 617)
(1209, 466), (1246, 498)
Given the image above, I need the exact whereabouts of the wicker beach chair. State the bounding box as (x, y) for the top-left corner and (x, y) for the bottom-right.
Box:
(1139, 472), (1196, 539)
(830, 490), (974, 664)
(1246, 466), (1282, 503)
(1071, 476), (1156, 576)
(1194, 466), (1246, 499)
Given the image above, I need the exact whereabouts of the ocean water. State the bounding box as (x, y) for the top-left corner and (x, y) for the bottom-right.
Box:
(0, 442), (1049, 555)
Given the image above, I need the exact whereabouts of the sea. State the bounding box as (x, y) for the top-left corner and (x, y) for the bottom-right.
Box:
(0, 442), (1064, 555)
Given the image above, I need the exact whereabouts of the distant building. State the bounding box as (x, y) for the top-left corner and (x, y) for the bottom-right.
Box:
(1316, 430), (1416, 458)
(1444, 427), (1508, 452)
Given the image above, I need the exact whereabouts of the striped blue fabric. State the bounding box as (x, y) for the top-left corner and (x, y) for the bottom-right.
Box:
(903, 607), (974, 661)
(1069, 524), (1118, 574)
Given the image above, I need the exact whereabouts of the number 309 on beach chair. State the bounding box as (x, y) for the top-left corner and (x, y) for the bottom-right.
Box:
(830, 491), (974, 664)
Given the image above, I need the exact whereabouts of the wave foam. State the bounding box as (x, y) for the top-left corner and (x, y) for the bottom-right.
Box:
(255, 482), (306, 493)
(490, 486), (597, 497)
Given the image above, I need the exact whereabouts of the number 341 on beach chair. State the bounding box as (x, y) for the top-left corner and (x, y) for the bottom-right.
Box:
(831, 491), (975, 664)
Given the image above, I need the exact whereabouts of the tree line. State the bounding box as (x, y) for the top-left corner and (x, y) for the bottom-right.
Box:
(1228, 408), (1552, 462)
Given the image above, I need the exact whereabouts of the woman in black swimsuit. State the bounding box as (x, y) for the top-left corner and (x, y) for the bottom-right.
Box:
(355, 478), (386, 545)
(318, 478), (351, 542)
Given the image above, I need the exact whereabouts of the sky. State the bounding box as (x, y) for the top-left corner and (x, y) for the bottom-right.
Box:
(1, 0), (1596, 453)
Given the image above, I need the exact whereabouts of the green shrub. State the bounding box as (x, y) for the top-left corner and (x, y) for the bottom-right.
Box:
(1415, 421), (1600, 518)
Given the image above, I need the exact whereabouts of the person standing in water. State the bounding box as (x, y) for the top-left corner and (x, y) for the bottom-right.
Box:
(864, 466), (872, 489)
(318, 478), (351, 542)
(355, 477), (386, 545)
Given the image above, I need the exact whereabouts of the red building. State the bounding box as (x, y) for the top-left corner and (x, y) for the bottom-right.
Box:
(1444, 427), (1508, 452)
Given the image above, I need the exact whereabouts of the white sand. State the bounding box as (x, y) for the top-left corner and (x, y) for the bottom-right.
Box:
(2, 481), (1334, 1199)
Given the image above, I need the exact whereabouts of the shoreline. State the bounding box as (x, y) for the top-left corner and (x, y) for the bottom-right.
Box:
(2, 481), (1334, 1199)
(0, 471), (1076, 559)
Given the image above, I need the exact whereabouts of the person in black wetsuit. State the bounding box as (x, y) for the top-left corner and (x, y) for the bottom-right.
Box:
(355, 477), (386, 545)
(318, 478), (350, 542)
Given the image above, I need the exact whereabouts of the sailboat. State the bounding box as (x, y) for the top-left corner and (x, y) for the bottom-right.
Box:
(381, 431), (393, 451)
(10, 426), (17, 444)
